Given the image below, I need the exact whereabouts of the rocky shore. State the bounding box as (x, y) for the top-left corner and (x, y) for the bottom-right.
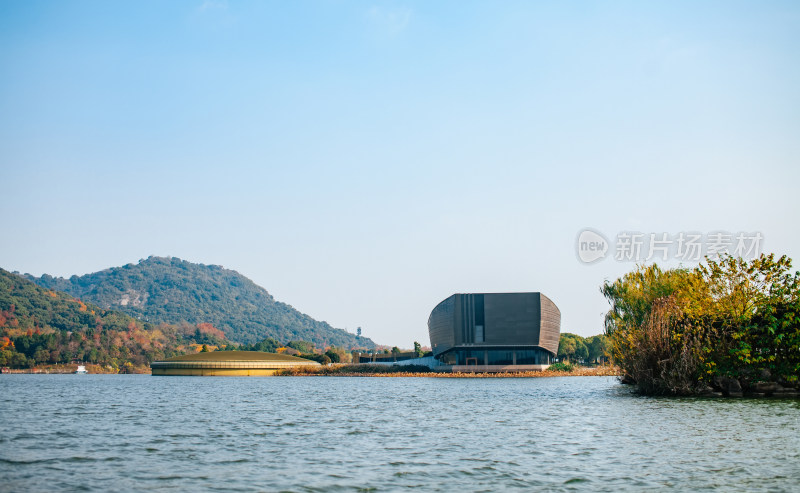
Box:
(704, 370), (799, 398)
(619, 368), (800, 398)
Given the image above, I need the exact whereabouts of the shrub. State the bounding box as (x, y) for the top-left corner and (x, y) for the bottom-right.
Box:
(602, 254), (800, 395)
(549, 362), (574, 372)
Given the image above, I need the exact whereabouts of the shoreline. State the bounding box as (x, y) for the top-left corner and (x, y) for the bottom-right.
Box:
(275, 366), (621, 378)
(1, 363), (149, 374)
(3, 365), (621, 377)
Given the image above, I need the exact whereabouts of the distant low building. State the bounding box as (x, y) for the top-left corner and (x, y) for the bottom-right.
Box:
(150, 350), (320, 376)
(353, 351), (419, 364)
(428, 293), (560, 372)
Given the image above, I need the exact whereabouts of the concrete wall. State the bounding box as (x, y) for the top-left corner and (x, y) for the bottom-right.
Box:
(450, 364), (551, 373)
(364, 356), (449, 369)
(151, 368), (278, 376)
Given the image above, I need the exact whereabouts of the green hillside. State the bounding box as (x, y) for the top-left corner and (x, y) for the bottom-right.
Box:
(27, 256), (375, 348)
(0, 268), (223, 369)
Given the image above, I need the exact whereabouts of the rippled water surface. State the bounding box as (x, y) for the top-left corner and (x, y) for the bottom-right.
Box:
(1, 375), (799, 492)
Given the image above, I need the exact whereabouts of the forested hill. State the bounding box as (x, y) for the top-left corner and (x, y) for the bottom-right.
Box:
(26, 256), (375, 348)
(0, 268), (223, 369)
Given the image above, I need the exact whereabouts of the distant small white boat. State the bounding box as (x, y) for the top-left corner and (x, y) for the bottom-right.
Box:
(75, 365), (88, 374)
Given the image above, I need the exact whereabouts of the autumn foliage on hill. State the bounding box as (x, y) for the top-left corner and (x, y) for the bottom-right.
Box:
(0, 268), (227, 369)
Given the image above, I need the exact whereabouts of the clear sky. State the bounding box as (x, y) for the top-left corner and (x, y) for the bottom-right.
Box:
(2, 1), (799, 348)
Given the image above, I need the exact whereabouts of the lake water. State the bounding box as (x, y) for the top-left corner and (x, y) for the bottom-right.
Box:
(1, 375), (798, 492)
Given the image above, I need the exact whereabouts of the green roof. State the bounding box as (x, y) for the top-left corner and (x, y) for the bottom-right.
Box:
(161, 350), (317, 363)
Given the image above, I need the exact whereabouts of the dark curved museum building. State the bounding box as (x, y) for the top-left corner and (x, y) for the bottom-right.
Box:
(428, 292), (561, 370)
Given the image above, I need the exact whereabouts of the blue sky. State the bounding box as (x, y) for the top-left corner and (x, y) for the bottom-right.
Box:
(2, 1), (799, 347)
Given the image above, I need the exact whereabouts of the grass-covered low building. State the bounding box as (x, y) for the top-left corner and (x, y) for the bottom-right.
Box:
(150, 350), (321, 376)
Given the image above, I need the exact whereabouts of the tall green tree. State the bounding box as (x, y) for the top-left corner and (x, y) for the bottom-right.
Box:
(287, 340), (315, 354)
(586, 335), (609, 364)
(324, 348), (341, 363)
(557, 333), (588, 363)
